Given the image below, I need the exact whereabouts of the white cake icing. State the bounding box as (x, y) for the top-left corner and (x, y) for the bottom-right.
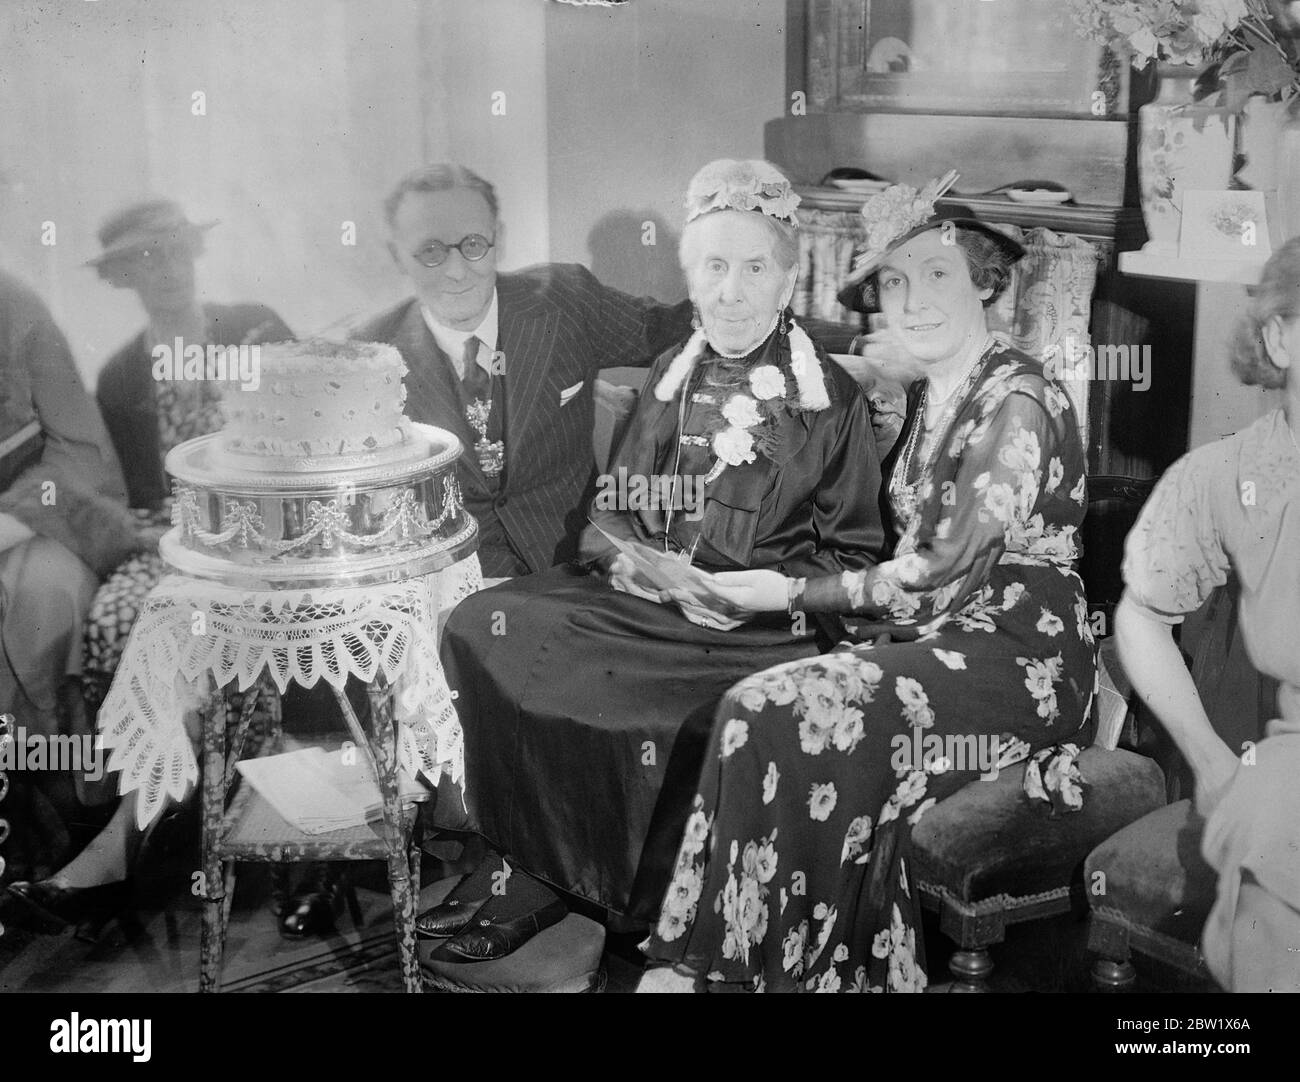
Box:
(220, 340), (413, 457)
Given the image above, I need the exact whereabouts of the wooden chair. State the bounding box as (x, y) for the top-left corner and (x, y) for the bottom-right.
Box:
(911, 640), (1166, 991)
(197, 671), (424, 992)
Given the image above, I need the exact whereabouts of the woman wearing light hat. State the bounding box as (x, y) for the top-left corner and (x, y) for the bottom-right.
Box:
(638, 174), (1097, 991)
(83, 200), (291, 754)
(5, 201), (299, 940)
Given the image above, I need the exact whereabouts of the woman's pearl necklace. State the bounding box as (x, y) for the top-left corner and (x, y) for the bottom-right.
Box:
(923, 336), (990, 429)
(708, 311), (782, 360)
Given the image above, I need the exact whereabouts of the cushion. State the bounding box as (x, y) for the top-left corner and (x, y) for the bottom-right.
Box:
(416, 877), (605, 993)
(1084, 798), (1217, 942)
(912, 747), (1165, 903)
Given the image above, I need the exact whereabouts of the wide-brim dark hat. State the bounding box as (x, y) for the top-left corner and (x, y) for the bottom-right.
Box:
(836, 203), (1025, 313)
(85, 197), (218, 267)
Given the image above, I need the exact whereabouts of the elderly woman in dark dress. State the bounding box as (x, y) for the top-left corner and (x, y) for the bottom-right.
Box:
(638, 176), (1097, 992)
(419, 160), (888, 960)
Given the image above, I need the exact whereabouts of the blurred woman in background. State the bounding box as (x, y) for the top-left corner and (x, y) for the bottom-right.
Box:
(1116, 238), (1300, 993)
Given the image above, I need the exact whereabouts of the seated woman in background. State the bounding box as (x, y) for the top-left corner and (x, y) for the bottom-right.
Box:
(4, 200), (305, 938)
(85, 198), (292, 712)
(1115, 238), (1300, 993)
(1, 268), (147, 880)
(637, 177), (1096, 992)
(421, 159), (887, 961)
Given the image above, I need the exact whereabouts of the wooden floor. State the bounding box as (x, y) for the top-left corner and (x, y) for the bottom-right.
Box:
(0, 834), (1211, 993)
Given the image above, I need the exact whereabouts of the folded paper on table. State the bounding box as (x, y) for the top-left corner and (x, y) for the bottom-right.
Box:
(235, 746), (428, 835)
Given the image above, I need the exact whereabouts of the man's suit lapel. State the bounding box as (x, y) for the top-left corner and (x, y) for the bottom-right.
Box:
(391, 302), (491, 498)
(497, 275), (559, 483)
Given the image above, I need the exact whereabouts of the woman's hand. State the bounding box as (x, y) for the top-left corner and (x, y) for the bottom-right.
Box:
(841, 330), (928, 389)
(664, 588), (745, 631)
(607, 553), (662, 603)
(135, 523), (170, 553)
(692, 569), (791, 614)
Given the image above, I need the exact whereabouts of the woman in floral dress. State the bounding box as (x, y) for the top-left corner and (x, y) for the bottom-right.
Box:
(639, 178), (1097, 992)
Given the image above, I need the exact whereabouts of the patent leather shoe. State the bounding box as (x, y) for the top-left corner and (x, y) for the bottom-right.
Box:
(415, 894), (487, 939)
(433, 898), (568, 962)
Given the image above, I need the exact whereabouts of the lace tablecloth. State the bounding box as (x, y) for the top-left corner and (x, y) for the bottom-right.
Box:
(99, 555), (483, 829)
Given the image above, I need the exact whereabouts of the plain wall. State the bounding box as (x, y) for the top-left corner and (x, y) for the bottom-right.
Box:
(543, 0), (787, 302)
(1, 0), (783, 384)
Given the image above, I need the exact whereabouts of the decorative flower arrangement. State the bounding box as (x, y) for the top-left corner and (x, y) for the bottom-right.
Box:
(1069, 0), (1300, 109)
(851, 170), (959, 280)
(684, 159), (801, 224)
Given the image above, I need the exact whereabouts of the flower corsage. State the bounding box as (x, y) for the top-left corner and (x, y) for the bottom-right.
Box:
(654, 319), (830, 483)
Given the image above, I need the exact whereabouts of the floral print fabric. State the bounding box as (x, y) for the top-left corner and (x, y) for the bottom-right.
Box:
(82, 373), (226, 706)
(644, 343), (1096, 991)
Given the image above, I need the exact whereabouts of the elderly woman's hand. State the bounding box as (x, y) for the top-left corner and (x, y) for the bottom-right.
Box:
(607, 553), (663, 603)
(661, 587), (745, 631)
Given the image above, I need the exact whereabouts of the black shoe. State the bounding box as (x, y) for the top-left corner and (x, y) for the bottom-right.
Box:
(432, 897), (568, 962)
(279, 864), (350, 939)
(4, 878), (132, 935)
(415, 852), (505, 939)
(416, 895), (489, 939)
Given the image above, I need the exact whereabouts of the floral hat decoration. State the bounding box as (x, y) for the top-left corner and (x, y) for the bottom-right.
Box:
(654, 158), (830, 480)
(682, 158), (802, 226)
(836, 169), (1025, 313)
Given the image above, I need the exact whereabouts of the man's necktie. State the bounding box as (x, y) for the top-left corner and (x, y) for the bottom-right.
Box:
(461, 335), (490, 400)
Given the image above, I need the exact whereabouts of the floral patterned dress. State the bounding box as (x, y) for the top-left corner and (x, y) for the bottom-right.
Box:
(644, 341), (1097, 991)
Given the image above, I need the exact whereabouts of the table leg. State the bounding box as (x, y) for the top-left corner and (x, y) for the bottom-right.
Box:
(330, 675), (422, 992)
(199, 677), (229, 993)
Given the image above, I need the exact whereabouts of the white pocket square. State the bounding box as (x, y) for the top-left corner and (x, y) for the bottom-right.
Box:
(559, 380), (584, 404)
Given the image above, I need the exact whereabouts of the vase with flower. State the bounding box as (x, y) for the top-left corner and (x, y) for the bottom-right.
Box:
(1071, 0), (1300, 247)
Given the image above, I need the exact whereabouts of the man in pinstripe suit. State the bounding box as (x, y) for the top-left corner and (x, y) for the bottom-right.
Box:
(355, 163), (697, 577)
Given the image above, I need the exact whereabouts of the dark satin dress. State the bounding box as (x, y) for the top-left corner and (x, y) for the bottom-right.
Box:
(435, 327), (887, 917)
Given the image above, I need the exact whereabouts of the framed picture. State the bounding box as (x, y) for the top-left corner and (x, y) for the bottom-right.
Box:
(803, 0), (1133, 117)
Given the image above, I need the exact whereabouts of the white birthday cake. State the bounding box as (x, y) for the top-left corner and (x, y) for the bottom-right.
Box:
(220, 339), (413, 458)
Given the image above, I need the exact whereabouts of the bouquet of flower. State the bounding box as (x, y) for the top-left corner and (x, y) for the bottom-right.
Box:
(1069, 0), (1300, 108)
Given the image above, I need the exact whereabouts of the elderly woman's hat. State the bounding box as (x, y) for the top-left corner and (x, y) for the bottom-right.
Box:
(683, 159), (800, 226)
(86, 198), (218, 266)
(836, 171), (1024, 312)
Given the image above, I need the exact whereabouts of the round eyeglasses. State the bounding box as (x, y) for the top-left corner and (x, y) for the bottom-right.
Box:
(412, 234), (495, 268)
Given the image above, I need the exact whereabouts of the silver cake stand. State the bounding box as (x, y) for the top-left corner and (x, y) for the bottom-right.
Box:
(160, 422), (478, 590)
